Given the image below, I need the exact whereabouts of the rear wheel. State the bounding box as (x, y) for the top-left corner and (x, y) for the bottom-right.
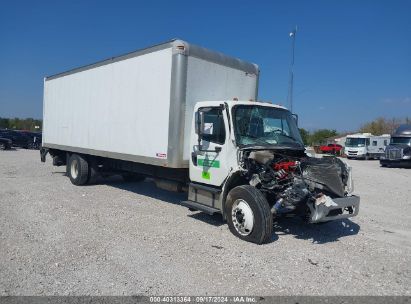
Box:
(0, 143), (6, 150)
(67, 154), (89, 185)
(226, 185), (273, 244)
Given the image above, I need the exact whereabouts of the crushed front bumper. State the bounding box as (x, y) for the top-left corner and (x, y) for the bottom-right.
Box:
(307, 195), (360, 223)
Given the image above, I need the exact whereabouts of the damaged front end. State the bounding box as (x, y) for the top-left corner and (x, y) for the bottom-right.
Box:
(239, 149), (360, 223)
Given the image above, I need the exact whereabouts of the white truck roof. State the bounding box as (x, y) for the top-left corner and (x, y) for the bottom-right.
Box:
(196, 100), (288, 110)
(346, 133), (390, 138)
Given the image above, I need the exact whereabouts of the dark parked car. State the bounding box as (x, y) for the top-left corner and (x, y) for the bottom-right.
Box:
(0, 130), (31, 149)
(380, 124), (411, 168)
(0, 137), (12, 150)
(19, 131), (42, 149)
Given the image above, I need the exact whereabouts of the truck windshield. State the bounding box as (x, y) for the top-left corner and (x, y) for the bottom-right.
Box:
(233, 105), (303, 148)
(346, 138), (366, 147)
(390, 137), (411, 146)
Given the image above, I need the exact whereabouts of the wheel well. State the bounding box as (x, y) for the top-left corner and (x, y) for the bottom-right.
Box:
(221, 171), (248, 220)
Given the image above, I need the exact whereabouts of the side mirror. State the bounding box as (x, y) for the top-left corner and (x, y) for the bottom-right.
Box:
(195, 111), (205, 149)
(292, 113), (299, 126)
(195, 111), (205, 135)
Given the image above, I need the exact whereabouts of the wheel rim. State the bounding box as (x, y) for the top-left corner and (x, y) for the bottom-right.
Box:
(70, 159), (79, 179)
(232, 199), (254, 236)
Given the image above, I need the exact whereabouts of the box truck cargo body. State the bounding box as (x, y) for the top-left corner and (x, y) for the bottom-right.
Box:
(43, 40), (259, 168)
(41, 40), (359, 244)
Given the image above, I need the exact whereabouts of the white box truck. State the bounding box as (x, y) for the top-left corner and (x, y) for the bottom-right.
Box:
(345, 133), (390, 160)
(41, 39), (359, 244)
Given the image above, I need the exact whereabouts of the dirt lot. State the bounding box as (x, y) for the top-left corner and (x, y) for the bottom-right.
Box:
(0, 149), (410, 296)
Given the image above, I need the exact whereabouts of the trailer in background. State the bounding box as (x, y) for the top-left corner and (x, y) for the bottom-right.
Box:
(380, 125), (411, 167)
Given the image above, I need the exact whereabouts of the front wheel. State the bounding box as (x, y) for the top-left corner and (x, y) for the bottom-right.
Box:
(226, 185), (273, 244)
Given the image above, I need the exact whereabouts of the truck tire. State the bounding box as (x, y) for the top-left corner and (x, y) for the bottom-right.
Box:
(67, 154), (89, 186)
(122, 173), (145, 182)
(226, 185), (273, 244)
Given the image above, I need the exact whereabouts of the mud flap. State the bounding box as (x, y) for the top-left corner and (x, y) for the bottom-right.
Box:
(40, 148), (48, 162)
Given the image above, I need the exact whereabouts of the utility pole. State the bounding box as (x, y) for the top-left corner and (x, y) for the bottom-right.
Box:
(287, 26), (297, 113)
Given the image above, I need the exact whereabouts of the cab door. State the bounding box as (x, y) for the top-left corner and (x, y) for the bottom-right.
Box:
(189, 105), (230, 187)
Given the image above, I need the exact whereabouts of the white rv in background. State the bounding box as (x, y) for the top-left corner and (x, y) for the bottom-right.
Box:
(345, 133), (390, 159)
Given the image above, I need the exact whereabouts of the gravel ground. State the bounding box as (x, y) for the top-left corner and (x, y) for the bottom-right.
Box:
(0, 149), (410, 296)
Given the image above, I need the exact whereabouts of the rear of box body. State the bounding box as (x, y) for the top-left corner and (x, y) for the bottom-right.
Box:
(43, 40), (259, 168)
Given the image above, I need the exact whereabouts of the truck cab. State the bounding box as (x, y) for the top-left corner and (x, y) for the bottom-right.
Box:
(380, 125), (411, 167)
(189, 100), (303, 186)
(182, 100), (359, 243)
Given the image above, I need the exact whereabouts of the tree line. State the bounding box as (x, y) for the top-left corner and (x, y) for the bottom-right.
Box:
(300, 116), (410, 146)
(1, 115), (409, 144)
(299, 128), (337, 146)
(0, 117), (42, 131)
(358, 117), (410, 136)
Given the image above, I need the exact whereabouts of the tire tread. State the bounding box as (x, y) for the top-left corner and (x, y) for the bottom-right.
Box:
(67, 154), (89, 186)
(226, 185), (273, 244)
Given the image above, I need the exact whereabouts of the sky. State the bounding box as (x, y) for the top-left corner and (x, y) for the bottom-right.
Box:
(0, 0), (410, 131)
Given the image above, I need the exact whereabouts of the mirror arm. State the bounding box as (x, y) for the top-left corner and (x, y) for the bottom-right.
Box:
(292, 113), (299, 126)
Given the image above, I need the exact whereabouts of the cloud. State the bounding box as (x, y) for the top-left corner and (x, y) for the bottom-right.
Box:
(382, 97), (411, 105)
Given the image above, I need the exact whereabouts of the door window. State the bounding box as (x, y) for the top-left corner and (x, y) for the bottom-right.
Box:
(199, 107), (226, 145)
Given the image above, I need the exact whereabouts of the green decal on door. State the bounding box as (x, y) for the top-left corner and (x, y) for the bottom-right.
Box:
(202, 171), (211, 180)
(198, 158), (220, 168)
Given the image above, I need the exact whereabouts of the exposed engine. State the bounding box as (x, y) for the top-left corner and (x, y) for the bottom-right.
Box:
(240, 149), (352, 218)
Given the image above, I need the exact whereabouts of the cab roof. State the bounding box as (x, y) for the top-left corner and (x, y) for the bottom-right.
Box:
(196, 100), (288, 110)
(393, 124), (411, 137)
